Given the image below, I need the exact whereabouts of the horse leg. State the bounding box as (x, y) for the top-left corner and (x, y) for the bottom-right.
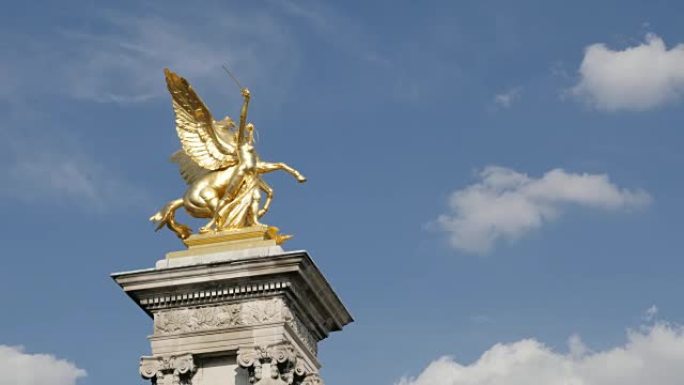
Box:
(150, 198), (192, 239)
(256, 161), (306, 182)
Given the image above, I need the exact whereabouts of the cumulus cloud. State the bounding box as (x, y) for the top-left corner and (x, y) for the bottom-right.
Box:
(644, 305), (659, 322)
(572, 34), (684, 111)
(397, 323), (684, 385)
(0, 345), (85, 385)
(435, 166), (651, 254)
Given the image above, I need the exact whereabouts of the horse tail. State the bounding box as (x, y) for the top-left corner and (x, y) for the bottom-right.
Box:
(150, 199), (192, 239)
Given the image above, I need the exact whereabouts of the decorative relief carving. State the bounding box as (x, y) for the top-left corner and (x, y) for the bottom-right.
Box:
(155, 302), (244, 334)
(139, 354), (196, 385)
(154, 297), (318, 355)
(237, 342), (322, 385)
(282, 307), (318, 355)
(243, 297), (284, 324)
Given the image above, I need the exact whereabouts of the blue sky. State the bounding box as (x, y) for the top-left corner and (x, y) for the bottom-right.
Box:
(2, 1), (684, 384)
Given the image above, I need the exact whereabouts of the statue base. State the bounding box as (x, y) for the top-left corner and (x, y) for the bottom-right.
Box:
(165, 226), (293, 261)
(181, 226), (290, 249)
(112, 245), (352, 385)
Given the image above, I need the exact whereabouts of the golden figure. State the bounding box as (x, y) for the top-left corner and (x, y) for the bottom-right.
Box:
(150, 69), (306, 242)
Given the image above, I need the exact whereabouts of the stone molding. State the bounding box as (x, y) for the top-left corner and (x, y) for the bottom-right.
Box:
(154, 297), (318, 355)
(237, 342), (322, 385)
(112, 251), (353, 336)
(140, 280), (293, 311)
(139, 353), (196, 385)
(114, 251), (353, 379)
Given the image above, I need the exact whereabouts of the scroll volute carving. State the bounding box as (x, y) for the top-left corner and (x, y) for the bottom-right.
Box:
(237, 343), (320, 385)
(140, 354), (196, 385)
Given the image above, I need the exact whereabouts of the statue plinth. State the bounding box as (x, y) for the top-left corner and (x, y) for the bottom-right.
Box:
(169, 226), (290, 260)
(112, 246), (352, 385)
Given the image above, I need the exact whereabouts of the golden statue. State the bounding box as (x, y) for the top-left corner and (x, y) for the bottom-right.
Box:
(150, 69), (306, 244)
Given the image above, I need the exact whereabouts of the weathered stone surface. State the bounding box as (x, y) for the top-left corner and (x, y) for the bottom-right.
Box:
(140, 354), (196, 385)
(159, 244), (285, 268)
(113, 249), (351, 385)
(237, 342), (322, 385)
(153, 298), (318, 355)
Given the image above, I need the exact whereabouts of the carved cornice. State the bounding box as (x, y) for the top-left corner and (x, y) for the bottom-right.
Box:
(140, 280), (293, 310)
(237, 343), (322, 385)
(140, 354), (196, 385)
(112, 251), (353, 347)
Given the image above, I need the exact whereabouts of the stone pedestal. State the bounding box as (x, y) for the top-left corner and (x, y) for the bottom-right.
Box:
(112, 245), (352, 385)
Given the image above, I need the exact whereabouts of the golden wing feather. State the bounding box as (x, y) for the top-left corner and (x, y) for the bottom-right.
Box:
(164, 68), (237, 171)
(170, 150), (209, 185)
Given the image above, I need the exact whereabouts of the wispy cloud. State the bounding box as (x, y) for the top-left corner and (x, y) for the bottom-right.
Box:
(434, 166), (651, 254)
(61, 12), (298, 104)
(1, 8), (300, 105)
(273, 0), (449, 103)
(274, 0), (385, 64)
(0, 133), (149, 212)
(494, 87), (522, 108)
(0, 345), (85, 385)
(397, 322), (684, 385)
(0, 5), (302, 210)
(572, 34), (684, 111)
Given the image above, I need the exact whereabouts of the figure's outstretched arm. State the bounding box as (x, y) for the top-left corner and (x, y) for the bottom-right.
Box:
(237, 88), (250, 145)
(256, 161), (306, 183)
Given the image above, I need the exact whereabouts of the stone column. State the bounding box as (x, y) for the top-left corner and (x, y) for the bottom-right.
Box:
(112, 245), (352, 385)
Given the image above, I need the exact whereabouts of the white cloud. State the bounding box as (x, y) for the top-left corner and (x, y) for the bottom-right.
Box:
(59, 12), (297, 104)
(275, 0), (386, 63)
(0, 6), (300, 212)
(572, 34), (684, 111)
(0, 135), (149, 212)
(88, 15), (295, 103)
(644, 305), (659, 322)
(0, 345), (85, 385)
(397, 323), (684, 385)
(435, 166), (651, 254)
(1, 7), (296, 209)
(0, 8), (299, 105)
(494, 87), (522, 108)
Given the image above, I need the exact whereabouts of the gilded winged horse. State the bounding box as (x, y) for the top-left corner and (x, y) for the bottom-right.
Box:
(150, 69), (306, 240)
